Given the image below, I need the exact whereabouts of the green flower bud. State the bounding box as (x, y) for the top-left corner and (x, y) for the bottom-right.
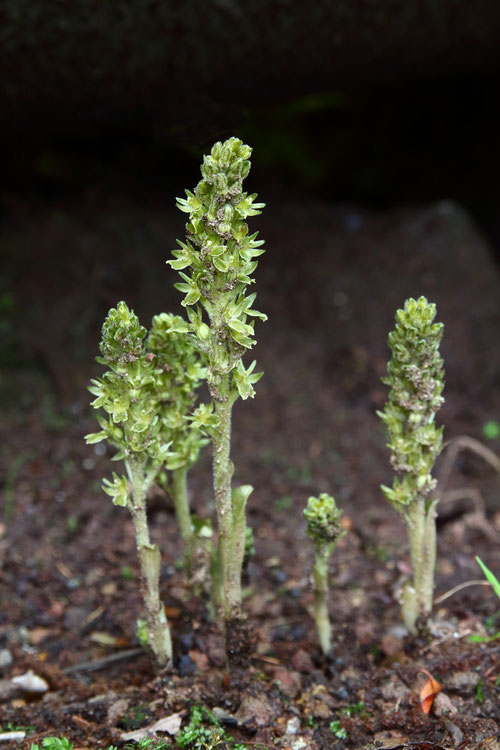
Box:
(99, 300), (147, 368)
(304, 493), (344, 545)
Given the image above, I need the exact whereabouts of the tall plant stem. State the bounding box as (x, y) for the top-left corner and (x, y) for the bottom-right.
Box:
(171, 466), (194, 577)
(127, 457), (172, 668)
(313, 544), (332, 655)
(406, 498), (437, 630)
(212, 379), (239, 622)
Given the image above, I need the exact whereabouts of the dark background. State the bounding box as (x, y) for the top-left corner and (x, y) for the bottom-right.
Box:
(1, 0), (500, 240)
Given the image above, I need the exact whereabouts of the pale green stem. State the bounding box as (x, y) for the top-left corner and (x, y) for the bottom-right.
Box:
(212, 382), (238, 622)
(208, 541), (223, 622)
(313, 543), (332, 656)
(206, 285), (244, 625)
(171, 465), (194, 577)
(228, 484), (252, 614)
(126, 457), (172, 667)
(406, 497), (437, 631)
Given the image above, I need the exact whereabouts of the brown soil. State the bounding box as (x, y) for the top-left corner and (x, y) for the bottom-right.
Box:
(0, 191), (499, 750)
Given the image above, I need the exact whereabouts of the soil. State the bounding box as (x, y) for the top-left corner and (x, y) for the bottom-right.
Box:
(0, 189), (499, 750)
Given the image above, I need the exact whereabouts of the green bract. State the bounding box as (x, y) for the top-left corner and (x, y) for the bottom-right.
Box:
(378, 296), (445, 634)
(146, 312), (210, 580)
(147, 312), (207, 471)
(169, 137), (266, 658)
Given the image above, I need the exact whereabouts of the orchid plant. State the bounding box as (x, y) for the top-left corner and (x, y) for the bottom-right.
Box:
(378, 296), (445, 634)
(86, 303), (206, 666)
(169, 137), (267, 654)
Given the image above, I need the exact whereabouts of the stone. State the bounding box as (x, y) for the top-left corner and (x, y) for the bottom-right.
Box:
(446, 670), (481, 694)
(272, 667), (302, 699)
(11, 670), (49, 694)
(107, 698), (130, 725)
(0, 650), (13, 671)
(236, 693), (276, 728)
(285, 716), (301, 736)
(432, 692), (459, 718)
(290, 648), (314, 673)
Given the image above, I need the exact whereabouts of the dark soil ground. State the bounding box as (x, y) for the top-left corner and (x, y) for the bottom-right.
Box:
(0, 189), (499, 749)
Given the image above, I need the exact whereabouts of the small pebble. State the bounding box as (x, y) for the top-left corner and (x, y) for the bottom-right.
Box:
(273, 667), (302, 699)
(178, 653), (195, 677)
(269, 568), (288, 584)
(380, 634), (404, 657)
(285, 717), (301, 735)
(446, 670), (480, 694)
(387, 624), (408, 638)
(108, 698), (129, 725)
(11, 670), (49, 694)
(432, 692), (458, 718)
(290, 648), (314, 673)
(0, 649), (13, 670)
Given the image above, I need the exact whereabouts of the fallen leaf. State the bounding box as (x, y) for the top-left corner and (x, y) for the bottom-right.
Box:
(28, 627), (55, 645)
(81, 606), (105, 628)
(101, 582), (117, 596)
(89, 631), (130, 648)
(10, 698), (26, 709)
(71, 715), (93, 728)
(164, 606), (182, 618)
(419, 669), (443, 714)
(55, 561), (73, 578)
(121, 711), (184, 741)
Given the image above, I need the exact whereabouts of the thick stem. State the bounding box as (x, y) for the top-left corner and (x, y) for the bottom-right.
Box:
(212, 384), (238, 621)
(227, 484), (252, 616)
(312, 544), (332, 655)
(406, 497), (437, 629)
(171, 466), (194, 577)
(136, 542), (172, 668)
(422, 498), (437, 610)
(127, 457), (172, 668)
